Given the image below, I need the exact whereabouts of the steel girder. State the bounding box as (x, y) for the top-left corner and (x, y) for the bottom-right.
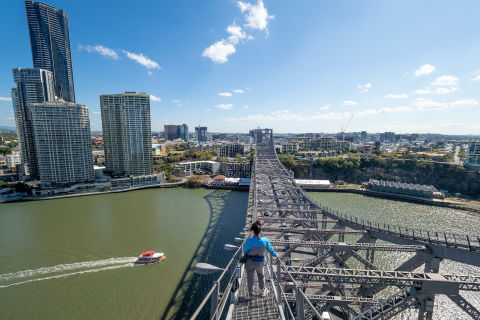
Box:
(262, 227), (367, 235)
(281, 266), (480, 292)
(271, 239), (427, 252)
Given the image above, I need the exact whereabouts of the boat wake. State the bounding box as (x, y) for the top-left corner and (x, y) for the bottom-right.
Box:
(0, 257), (137, 288)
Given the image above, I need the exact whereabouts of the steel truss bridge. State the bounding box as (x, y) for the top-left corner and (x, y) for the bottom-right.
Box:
(191, 129), (480, 320)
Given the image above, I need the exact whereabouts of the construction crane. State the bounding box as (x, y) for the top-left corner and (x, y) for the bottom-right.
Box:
(340, 114), (353, 141)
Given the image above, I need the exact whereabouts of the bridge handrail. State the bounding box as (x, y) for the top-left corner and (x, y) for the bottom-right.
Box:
(312, 200), (480, 252)
(190, 237), (246, 320)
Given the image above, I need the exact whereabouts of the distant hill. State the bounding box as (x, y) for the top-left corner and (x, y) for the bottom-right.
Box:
(0, 126), (16, 131)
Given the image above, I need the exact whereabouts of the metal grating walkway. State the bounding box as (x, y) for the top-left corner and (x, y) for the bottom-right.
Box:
(230, 267), (280, 320)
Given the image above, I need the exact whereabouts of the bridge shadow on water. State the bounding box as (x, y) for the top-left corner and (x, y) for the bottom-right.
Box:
(159, 189), (247, 320)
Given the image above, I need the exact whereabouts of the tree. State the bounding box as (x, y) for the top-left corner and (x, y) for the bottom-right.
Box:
(373, 141), (381, 155)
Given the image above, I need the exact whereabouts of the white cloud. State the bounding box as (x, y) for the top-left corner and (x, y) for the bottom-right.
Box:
(227, 24), (247, 44)
(414, 88), (432, 95)
(150, 95), (162, 102)
(218, 92), (232, 97)
(123, 50), (161, 70)
(342, 100), (358, 106)
(470, 71), (480, 81)
(358, 83), (372, 93)
(217, 103), (234, 110)
(204, 108), (213, 112)
(202, 40), (236, 63)
(414, 64), (436, 76)
(433, 87), (458, 95)
(411, 98), (448, 111)
(80, 45), (119, 60)
(237, 0), (274, 31)
(221, 106), (412, 123)
(203, 1), (272, 64)
(233, 89), (245, 94)
(431, 75), (459, 86)
(0, 97), (12, 101)
(172, 99), (180, 103)
(377, 106), (412, 113)
(319, 105), (331, 111)
(385, 93), (408, 99)
(242, 105), (249, 109)
(450, 99), (478, 108)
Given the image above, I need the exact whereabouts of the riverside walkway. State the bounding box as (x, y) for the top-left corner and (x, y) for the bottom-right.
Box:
(191, 128), (480, 320)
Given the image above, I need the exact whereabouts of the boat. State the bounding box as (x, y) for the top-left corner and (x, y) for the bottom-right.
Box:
(135, 250), (166, 264)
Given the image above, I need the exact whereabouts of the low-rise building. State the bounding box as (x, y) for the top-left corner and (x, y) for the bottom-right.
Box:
(110, 173), (165, 188)
(282, 137), (352, 154)
(220, 161), (251, 178)
(295, 179), (331, 190)
(6, 153), (21, 168)
(173, 160), (220, 176)
(218, 143), (248, 158)
(465, 141), (480, 167)
(368, 179), (442, 199)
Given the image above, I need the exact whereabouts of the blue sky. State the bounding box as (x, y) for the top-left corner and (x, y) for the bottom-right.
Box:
(1, 0), (480, 134)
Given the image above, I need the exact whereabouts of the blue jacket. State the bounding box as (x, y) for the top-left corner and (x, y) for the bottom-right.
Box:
(244, 236), (277, 256)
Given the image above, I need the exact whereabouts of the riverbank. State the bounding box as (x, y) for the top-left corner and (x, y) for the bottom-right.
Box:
(16, 181), (185, 202)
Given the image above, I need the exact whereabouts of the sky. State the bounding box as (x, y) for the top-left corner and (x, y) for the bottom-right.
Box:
(1, 0), (480, 134)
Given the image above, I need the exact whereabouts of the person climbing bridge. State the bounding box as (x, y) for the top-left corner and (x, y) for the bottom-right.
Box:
(244, 219), (277, 297)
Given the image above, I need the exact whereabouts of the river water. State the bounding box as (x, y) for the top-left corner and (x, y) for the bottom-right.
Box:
(0, 188), (247, 320)
(0, 189), (478, 319)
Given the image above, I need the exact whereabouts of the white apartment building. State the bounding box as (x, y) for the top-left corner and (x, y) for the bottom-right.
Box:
(466, 141), (480, 167)
(6, 153), (21, 167)
(30, 101), (95, 187)
(174, 161), (220, 177)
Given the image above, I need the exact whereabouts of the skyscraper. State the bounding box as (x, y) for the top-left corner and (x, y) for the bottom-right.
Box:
(195, 126), (208, 143)
(12, 68), (55, 178)
(30, 101), (94, 187)
(164, 125), (179, 141)
(25, 0), (75, 102)
(100, 92), (153, 177)
(178, 124), (189, 142)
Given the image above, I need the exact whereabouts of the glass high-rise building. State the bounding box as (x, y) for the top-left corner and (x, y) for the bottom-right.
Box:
(100, 92), (153, 177)
(25, 0), (75, 103)
(178, 124), (189, 142)
(12, 68), (55, 178)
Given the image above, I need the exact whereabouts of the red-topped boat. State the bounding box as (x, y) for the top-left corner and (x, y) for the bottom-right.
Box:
(135, 250), (165, 264)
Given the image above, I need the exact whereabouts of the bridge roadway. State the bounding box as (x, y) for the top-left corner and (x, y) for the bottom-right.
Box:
(193, 129), (480, 320)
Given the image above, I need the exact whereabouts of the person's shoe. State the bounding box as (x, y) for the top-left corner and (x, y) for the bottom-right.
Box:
(261, 288), (269, 297)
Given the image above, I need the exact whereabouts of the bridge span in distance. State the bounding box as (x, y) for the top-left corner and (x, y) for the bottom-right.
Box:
(191, 128), (480, 320)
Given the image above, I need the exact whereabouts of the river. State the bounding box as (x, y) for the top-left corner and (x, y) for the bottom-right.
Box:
(0, 189), (478, 319)
(0, 188), (247, 320)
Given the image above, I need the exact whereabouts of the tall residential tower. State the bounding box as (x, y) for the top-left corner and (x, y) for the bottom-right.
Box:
(30, 101), (95, 187)
(12, 68), (55, 178)
(100, 92), (153, 177)
(25, 0), (75, 102)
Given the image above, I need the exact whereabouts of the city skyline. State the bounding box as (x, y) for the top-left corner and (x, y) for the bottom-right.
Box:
(1, 0), (480, 134)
